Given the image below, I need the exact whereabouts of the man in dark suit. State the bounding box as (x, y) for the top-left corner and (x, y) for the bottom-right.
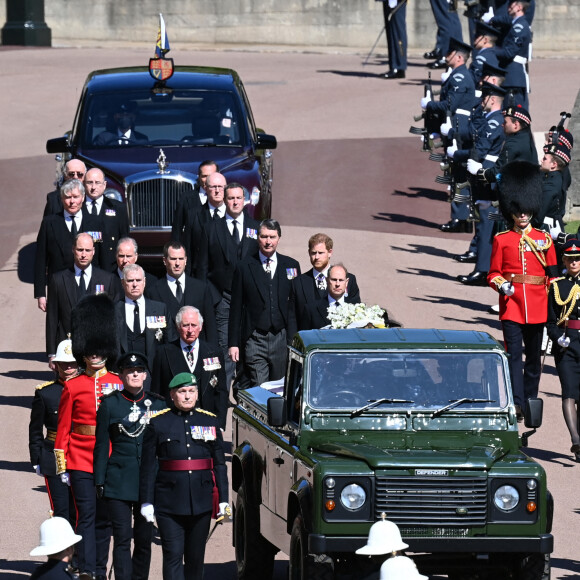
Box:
(35, 180), (103, 311)
(46, 233), (121, 364)
(84, 168), (129, 272)
(288, 233), (361, 339)
(43, 158), (87, 216)
(114, 264), (177, 376)
(228, 219), (301, 385)
(196, 182), (260, 386)
(151, 306), (228, 429)
(171, 160), (218, 246)
(93, 101), (149, 146)
(302, 264), (359, 330)
(113, 237), (156, 289)
(146, 241), (218, 345)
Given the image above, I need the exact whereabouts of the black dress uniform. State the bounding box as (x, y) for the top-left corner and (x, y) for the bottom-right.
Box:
(29, 379), (73, 521)
(139, 405), (228, 580)
(30, 559), (77, 580)
(94, 386), (166, 580)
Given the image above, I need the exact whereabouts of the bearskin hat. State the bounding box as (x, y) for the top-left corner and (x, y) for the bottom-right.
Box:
(498, 160), (543, 222)
(71, 294), (119, 366)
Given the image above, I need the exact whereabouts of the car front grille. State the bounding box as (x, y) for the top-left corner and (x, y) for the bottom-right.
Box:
(129, 178), (195, 228)
(375, 476), (487, 527)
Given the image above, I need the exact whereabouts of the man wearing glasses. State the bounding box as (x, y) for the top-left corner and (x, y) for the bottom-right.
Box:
(43, 159), (87, 216)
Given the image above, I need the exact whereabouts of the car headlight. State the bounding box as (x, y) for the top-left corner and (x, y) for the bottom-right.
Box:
(340, 483), (366, 511)
(494, 485), (519, 511)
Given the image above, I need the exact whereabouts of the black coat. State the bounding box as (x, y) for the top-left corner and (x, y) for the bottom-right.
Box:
(139, 406), (228, 516)
(46, 266), (122, 356)
(43, 188), (62, 216)
(301, 295), (360, 331)
(93, 389), (166, 501)
(151, 340), (228, 429)
(34, 212), (103, 298)
(195, 215), (260, 293)
(228, 252), (301, 347)
(30, 559), (77, 580)
(114, 298), (178, 371)
(145, 275), (218, 345)
(171, 183), (202, 244)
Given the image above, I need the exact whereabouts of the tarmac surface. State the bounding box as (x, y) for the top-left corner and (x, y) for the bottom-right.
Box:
(1, 42), (580, 578)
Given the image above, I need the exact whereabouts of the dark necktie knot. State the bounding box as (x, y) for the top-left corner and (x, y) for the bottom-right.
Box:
(175, 279), (183, 305)
(133, 300), (141, 334)
(231, 219), (240, 245)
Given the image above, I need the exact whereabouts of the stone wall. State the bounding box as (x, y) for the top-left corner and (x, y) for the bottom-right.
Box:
(3, 0), (580, 52)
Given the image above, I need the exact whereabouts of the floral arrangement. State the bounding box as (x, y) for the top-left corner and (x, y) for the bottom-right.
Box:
(326, 303), (386, 330)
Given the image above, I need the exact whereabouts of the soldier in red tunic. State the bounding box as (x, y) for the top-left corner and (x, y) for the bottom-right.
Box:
(488, 161), (559, 420)
(54, 294), (121, 580)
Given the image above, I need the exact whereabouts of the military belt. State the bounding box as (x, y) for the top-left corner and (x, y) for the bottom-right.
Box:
(72, 424), (96, 436)
(567, 320), (580, 330)
(160, 459), (213, 471)
(504, 274), (546, 285)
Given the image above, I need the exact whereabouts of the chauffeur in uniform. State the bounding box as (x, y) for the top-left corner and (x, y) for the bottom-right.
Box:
(547, 240), (580, 462)
(139, 372), (229, 580)
(487, 161), (558, 420)
(54, 294), (122, 580)
(94, 352), (166, 580)
(29, 339), (79, 522)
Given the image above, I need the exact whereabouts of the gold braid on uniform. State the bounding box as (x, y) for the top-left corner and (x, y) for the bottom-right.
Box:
(552, 279), (580, 325)
(519, 232), (552, 267)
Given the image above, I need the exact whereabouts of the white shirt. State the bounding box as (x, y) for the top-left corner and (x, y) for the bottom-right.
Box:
(226, 213), (244, 237)
(166, 273), (186, 298)
(85, 197), (103, 215)
(259, 251), (277, 277)
(124, 295), (146, 332)
(198, 188), (207, 205)
(208, 204), (226, 219)
(328, 295), (345, 307)
(180, 338), (199, 371)
(74, 264), (92, 287)
(64, 210), (82, 232)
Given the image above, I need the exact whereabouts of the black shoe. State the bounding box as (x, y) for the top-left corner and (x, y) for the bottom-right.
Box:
(383, 69), (405, 79)
(428, 58), (447, 70)
(453, 251), (477, 263)
(515, 405), (524, 423)
(424, 49), (442, 60)
(457, 271), (488, 286)
(440, 219), (472, 233)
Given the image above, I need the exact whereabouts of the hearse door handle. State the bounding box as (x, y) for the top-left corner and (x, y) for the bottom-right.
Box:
(273, 457), (285, 465)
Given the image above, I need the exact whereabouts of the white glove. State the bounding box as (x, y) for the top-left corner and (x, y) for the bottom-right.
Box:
(447, 140), (458, 158)
(474, 89), (482, 98)
(558, 335), (571, 348)
(440, 120), (452, 136)
(217, 502), (232, 519)
(60, 472), (70, 486)
(501, 282), (515, 297)
(140, 503), (155, 523)
(34, 465), (43, 477)
(550, 228), (559, 241)
(388, 0), (397, 8)
(441, 68), (452, 83)
(482, 7), (494, 23)
(467, 159), (483, 175)
(420, 96), (431, 110)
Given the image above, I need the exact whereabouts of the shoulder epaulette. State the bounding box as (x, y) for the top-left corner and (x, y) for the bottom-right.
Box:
(100, 390), (117, 400)
(150, 408), (171, 419)
(552, 276), (566, 283)
(35, 380), (56, 391)
(196, 408), (216, 417)
(496, 229), (511, 236)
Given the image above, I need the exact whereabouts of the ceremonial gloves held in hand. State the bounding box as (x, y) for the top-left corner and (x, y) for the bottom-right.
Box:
(501, 283), (515, 297)
(388, 0), (397, 8)
(141, 503), (155, 523)
(218, 502), (232, 519)
(558, 335), (571, 348)
(467, 159), (483, 175)
(441, 68), (452, 83)
(60, 472), (71, 486)
(420, 95), (431, 110)
(482, 7), (494, 23)
(446, 140), (458, 158)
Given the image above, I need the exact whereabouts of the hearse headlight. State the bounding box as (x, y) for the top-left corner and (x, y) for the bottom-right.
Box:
(494, 485), (520, 511)
(340, 483), (366, 511)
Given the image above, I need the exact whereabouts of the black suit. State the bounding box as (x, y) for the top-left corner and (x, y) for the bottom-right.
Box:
(84, 198), (129, 272)
(288, 268), (361, 339)
(183, 204), (224, 274)
(34, 212), (103, 298)
(43, 188), (63, 216)
(93, 129), (149, 146)
(302, 295), (359, 331)
(146, 275), (218, 345)
(171, 183), (202, 244)
(151, 340), (228, 429)
(114, 298), (177, 372)
(46, 266), (122, 356)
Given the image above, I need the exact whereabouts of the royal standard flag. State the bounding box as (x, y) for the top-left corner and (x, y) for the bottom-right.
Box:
(155, 13), (170, 58)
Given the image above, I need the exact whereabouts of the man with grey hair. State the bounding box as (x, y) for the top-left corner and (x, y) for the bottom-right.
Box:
(43, 158), (87, 216)
(114, 236), (156, 288)
(35, 180), (102, 311)
(152, 305), (228, 428)
(114, 263), (176, 375)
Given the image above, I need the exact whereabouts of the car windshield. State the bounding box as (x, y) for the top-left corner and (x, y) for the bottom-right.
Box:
(307, 350), (509, 411)
(79, 89), (245, 148)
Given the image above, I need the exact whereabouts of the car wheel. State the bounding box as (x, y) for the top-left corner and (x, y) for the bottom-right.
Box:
(234, 483), (276, 580)
(514, 553), (550, 580)
(289, 514), (334, 580)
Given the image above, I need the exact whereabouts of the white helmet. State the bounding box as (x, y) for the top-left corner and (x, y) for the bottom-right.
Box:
(380, 556), (428, 580)
(52, 339), (76, 363)
(30, 517), (82, 556)
(356, 518), (409, 555)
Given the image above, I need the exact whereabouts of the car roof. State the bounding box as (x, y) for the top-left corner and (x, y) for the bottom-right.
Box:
(83, 66), (242, 93)
(295, 329), (503, 351)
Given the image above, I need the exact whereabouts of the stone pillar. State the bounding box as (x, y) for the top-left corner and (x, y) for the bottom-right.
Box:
(1, 0), (51, 46)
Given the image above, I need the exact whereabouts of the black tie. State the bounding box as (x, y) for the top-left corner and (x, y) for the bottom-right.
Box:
(175, 279), (183, 305)
(231, 220), (240, 245)
(77, 270), (86, 299)
(212, 209), (218, 220)
(70, 215), (78, 237)
(133, 301), (141, 334)
(91, 201), (98, 216)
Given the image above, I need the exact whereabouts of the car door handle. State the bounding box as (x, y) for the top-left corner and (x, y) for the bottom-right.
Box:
(273, 457), (285, 465)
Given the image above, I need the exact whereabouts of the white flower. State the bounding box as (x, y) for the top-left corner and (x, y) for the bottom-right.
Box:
(326, 303), (386, 329)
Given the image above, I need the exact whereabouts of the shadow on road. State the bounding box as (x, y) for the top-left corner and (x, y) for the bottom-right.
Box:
(0, 460), (36, 473)
(0, 351), (47, 363)
(550, 557), (580, 575)
(374, 212), (441, 229)
(0, 394), (33, 409)
(18, 242), (35, 284)
(523, 446), (577, 467)
(393, 187), (448, 202)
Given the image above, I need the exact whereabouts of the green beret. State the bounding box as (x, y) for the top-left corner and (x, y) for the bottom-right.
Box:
(168, 372), (198, 390)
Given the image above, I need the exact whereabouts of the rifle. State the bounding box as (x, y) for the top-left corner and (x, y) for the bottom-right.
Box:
(409, 73), (434, 151)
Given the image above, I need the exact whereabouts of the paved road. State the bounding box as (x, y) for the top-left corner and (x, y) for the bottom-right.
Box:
(0, 44), (579, 578)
